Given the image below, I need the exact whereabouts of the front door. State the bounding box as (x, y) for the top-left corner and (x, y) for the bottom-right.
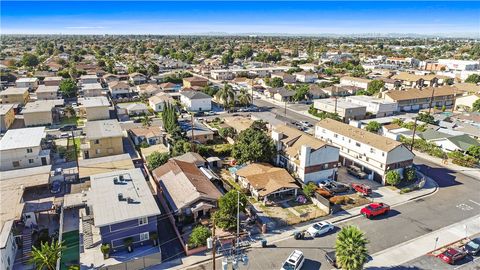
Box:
(84, 151), (90, 159)
(41, 157), (47, 165)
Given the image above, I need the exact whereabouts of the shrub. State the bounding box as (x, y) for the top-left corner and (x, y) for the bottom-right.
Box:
(448, 151), (478, 168)
(302, 182), (317, 198)
(329, 195), (353, 205)
(385, 170), (401, 186)
(188, 226), (212, 248)
(403, 167), (417, 182)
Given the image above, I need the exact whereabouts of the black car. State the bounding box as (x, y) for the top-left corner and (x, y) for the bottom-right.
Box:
(325, 251), (338, 268)
(464, 237), (480, 256)
(59, 125), (76, 131)
(50, 180), (63, 194)
(324, 182), (351, 194)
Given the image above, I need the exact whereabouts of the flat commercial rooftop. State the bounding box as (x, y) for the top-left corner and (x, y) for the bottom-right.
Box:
(0, 126), (45, 150)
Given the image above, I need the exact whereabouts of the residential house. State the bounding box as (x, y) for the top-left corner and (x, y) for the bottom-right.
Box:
(271, 124), (340, 184)
(173, 152), (207, 168)
(128, 126), (165, 146)
(108, 81), (130, 98)
(79, 74), (99, 85)
(85, 168), (161, 252)
(308, 85), (329, 99)
(149, 93), (174, 112)
(81, 119), (124, 159)
(136, 84), (161, 97)
(180, 91), (212, 112)
(183, 76), (209, 88)
(78, 97), (111, 121)
(273, 88), (295, 102)
(383, 86), (456, 112)
(453, 83), (480, 95)
(35, 85), (59, 100)
(43, 76), (63, 86)
(159, 82), (179, 92)
(82, 83), (104, 97)
(392, 72), (441, 88)
(315, 119), (415, 184)
(271, 72), (296, 84)
(340, 76), (372, 90)
(180, 120), (214, 143)
(419, 129), (480, 153)
(103, 73), (119, 84)
(210, 70), (235, 81)
(0, 87), (30, 105)
(455, 94), (480, 111)
(438, 59), (479, 71)
(314, 98), (366, 122)
(0, 127), (50, 171)
(22, 100), (59, 127)
(152, 159), (222, 221)
(295, 72), (317, 83)
(116, 103), (149, 116)
(15, 77), (39, 91)
(321, 85), (351, 97)
(0, 104), (15, 132)
(235, 163), (300, 201)
(129, 73), (147, 85)
(345, 95), (398, 117)
(299, 63), (318, 72)
(78, 153), (134, 180)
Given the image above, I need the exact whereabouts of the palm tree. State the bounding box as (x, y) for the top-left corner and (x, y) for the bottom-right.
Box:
(29, 240), (64, 270)
(237, 88), (252, 108)
(141, 114), (152, 127)
(215, 83), (235, 111)
(335, 226), (369, 270)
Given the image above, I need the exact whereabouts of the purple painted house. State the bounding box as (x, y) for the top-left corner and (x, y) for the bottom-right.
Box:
(87, 168), (161, 252)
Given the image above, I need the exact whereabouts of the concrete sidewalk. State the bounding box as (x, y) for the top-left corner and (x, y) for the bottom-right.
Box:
(366, 214), (480, 268)
(156, 177), (438, 270)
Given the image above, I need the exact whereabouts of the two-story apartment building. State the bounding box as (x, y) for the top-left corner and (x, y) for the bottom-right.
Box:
(149, 93), (174, 112)
(35, 85), (59, 100)
(0, 104), (15, 132)
(271, 72), (296, 84)
(0, 87), (30, 106)
(383, 86), (456, 112)
(0, 127), (51, 171)
(129, 73), (147, 85)
(271, 124), (340, 184)
(81, 120), (124, 159)
(85, 168), (161, 252)
(78, 97), (111, 121)
(15, 77), (39, 91)
(43, 76), (63, 86)
(340, 76), (372, 90)
(295, 72), (317, 83)
(183, 76), (209, 88)
(315, 119), (415, 184)
(82, 83), (104, 97)
(79, 74), (99, 85)
(180, 91), (212, 111)
(22, 100), (59, 127)
(345, 95), (398, 117)
(103, 73), (119, 84)
(314, 98), (367, 122)
(108, 81), (130, 98)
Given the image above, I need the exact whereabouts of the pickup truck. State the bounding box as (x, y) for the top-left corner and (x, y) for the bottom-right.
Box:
(351, 183), (372, 196)
(360, 202), (390, 218)
(346, 165), (367, 179)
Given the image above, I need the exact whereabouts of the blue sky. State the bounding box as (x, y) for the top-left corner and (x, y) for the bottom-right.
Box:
(1, 1), (479, 35)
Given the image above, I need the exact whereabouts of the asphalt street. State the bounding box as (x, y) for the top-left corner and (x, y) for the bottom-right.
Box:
(188, 156), (480, 270)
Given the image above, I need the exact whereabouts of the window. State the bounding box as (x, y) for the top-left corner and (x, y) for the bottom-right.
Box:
(94, 139), (100, 144)
(27, 148), (33, 153)
(334, 134), (338, 138)
(139, 232), (149, 241)
(96, 149), (101, 154)
(138, 217), (148, 225)
(28, 159), (34, 164)
(355, 142), (361, 147)
(12, 161), (20, 168)
(323, 164), (329, 169)
(370, 148), (376, 154)
(382, 152), (385, 157)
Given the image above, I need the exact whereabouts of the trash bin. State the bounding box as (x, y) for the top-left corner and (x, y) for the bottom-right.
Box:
(261, 239), (267, 248)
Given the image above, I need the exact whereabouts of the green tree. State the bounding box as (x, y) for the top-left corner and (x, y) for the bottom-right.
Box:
(472, 99), (480, 112)
(29, 240), (64, 270)
(219, 127), (236, 139)
(59, 78), (78, 98)
(22, 53), (39, 67)
(161, 102), (179, 134)
(335, 226), (369, 270)
(146, 151), (169, 170)
(417, 113), (436, 125)
(293, 85), (309, 102)
(215, 83), (235, 110)
(366, 80), (385, 96)
(385, 170), (401, 186)
(237, 88), (252, 107)
(465, 74), (480, 84)
(467, 145), (480, 159)
(365, 121), (381, 133)
(214, 190), (248, 230)
(266, 77), (284, 88)
(302, 182), (317, 199)
(141, 115), (152, 127)
(188, 225), (211, 248)
(232, 127), (276, 164)
(403, 167), (417, 182)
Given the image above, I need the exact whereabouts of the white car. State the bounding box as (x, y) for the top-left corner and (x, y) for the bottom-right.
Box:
(306, 221), (334, 237)
(317, 179), (335, 188)
(281, 250), (305, 270)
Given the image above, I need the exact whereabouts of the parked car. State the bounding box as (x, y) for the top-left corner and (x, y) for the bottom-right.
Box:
(346, 165), (367, 179)
(323, 182), (350, 194)
(60, 132), (71, 138)
(281, 250), (305, 270)
(351, 183), (372, 196)
(438, 248), (467, 264)
(59, 125), (76, 131)
(306, 221), (334, 237)
(50, 180), (62, 194)
(324, 251), (338, 268)
(300, 121), (313, 128)
(318, 179), (335, 188)
(464, 237), (480, 256)
(360, 203), (390, 218)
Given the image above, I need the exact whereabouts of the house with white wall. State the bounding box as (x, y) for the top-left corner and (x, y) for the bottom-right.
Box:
(340, 76), (372, 89)
(315, 119), (414, 184)
(345, 95), (398, 117)
(180, 91), (212, 111)
(108, 81), (130, 98)
(272, 124), (340, 184)
(15, 77), (39, 91)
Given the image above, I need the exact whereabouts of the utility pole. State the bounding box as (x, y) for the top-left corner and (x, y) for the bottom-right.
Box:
(190, 113), (195, 152)
(212, 215), (216, 270)
(236, 190), (240, 254)
(71, 127), (79, 175)
(427, 87), (436, 115)
(334, 95), (338, 114)
(284, 100), (287, 116)
(410, 117), (418, 152)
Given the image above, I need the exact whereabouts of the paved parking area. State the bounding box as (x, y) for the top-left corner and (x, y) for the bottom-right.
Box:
(403, 253), (480, 270)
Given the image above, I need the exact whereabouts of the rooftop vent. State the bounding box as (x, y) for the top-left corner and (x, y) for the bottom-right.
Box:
(127, 197), (134, 204)
(119, 175), (124, 181)
(113, 177), (119, 184)
(118, 193), (124, 201)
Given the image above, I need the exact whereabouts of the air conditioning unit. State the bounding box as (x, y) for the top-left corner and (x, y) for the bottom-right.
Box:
(119, 175), (124, 181)
(118, 193), (124, 201)
(113, 177), (119, 184)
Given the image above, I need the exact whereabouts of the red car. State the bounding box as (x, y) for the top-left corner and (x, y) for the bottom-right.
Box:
(360, 203), (390, 218)
(351, 183), (372, 196)
(438, 248), (467, 264)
